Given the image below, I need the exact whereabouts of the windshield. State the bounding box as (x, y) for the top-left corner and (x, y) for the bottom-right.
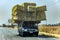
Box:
(22, 22), (38, 29)
(23, 26), (38, 29)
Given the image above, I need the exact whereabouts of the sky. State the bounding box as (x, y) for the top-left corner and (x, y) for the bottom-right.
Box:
(0, 0), (60, 25)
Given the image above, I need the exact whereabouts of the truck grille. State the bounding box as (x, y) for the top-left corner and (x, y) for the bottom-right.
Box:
(28, 29), (35, 31)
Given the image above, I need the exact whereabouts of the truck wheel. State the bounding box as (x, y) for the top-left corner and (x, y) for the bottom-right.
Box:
(19, 33), (21, 36)
(18, 30), (21, 36)
(35, 34), (38, 37)
(18, 32), (21, 36)
(34, 32), (38, 37)
(21, 32), (25, 37)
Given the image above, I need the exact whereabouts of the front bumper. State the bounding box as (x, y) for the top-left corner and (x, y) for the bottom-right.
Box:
(23, 31), (38, 36)
(24, 32), (38, 36)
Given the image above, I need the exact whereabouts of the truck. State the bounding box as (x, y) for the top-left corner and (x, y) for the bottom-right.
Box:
(12, 3), (47, 36)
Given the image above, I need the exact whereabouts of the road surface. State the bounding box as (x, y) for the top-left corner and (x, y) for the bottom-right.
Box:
(0, 27), (60, 40)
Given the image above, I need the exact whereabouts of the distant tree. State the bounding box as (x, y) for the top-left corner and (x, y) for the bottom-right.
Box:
(3, 24), (6, 27)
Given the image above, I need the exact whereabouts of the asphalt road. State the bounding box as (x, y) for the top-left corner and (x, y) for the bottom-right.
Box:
(0, 27), (60, 40)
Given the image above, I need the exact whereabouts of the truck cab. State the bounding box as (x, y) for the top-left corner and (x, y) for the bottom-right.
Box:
(18, 21), (39, 36)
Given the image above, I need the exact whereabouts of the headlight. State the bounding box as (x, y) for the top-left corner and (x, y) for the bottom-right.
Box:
(22, 28), (27, 31)
(24, 29), (27, 31)
(35, 29), (38, 31)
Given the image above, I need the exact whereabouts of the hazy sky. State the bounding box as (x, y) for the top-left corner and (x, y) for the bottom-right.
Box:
(0, 0), (60, 25)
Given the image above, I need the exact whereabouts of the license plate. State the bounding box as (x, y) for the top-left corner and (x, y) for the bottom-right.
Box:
(30, 31), (33, 33)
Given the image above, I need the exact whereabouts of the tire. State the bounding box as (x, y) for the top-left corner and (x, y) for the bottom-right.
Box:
(18, 31), (21, 36)
(18, 30), (21, 36)
(21, 32), (25, 37)
(19, 33), (21, 36)
(34, 32), (38, 37)
(35, 34), (38, 37)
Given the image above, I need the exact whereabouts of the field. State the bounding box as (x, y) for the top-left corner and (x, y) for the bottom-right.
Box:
(38, 25), (60, 34)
